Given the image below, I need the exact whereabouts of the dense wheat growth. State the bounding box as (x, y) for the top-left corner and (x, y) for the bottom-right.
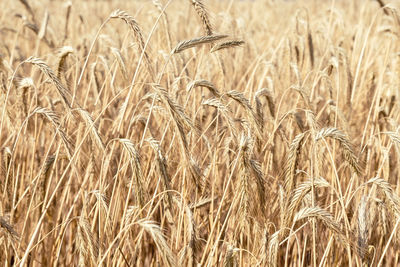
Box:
(1, 0), (400, 265)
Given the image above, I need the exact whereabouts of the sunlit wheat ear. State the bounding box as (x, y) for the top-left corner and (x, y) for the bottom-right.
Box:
(383, 131), (400, 148)
(268, 230), (280, 267)
(153, 0), (174, 51)
(151, 85), (200, 181)
(261, 224), (274, 265)
(16, 77), (33, 124)
(211, 40), (245, 52)
(178, 203), (199, 267)
(32, 107), (74, 158)
(57, 46), (73, 79)
(92, 190), (110, 219)
(152, 0), (164, 14)
(357, 196), (369, 262)
(147, 137), (173, 209)
(307, 31), (314, 68)
(39, 153), (68, 212)
(26, 57), (73, 109)
(278, 184), (286, 224)
(294, 206), (365, 255)
(0, 88), (15, 131)
(224, 245), (239, 267)
(254, 88), (275, 129)
(367, 177), (400, 218)
(202, 98), (237, 138)
(290, 62), (301, 86)
(123, 205), (140, 228)
(315, 128), (362, 175)
(137, 220), (177, 267)
(249, 159), (267, 209)
(0, 216), (19, 242)
(91, 190), (113, 241)
(226, 90), (263, 138)
(327, 103), (350, 132)
(172, 34), (228, 53)
(63, 1), (72, 41)
(110, 9), (154, 78)
(283, 131), (308, 194)
(110, 47), (128, 81)
(74, 108), (105, 152)
(1, 147), (12, 190)
(187, 79), (221, 97)
(237, 135), (253, 226)
(337, 49), (353, 106)
(119, 138), (146, 208)
(291, 85), (311, 108)
(282, 177), (330, 235)
(237, 135), (267, 226)
(77, 195), (99, 266)
(189, 0), (213, 35)
(188, 157), (206, 191)
(152, 84), (196, 133)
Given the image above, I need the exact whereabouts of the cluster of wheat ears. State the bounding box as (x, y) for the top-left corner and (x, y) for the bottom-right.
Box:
(1, 0), (400, 266)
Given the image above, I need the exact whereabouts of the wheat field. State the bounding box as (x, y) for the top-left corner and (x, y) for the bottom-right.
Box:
(1, 0), (400, 266)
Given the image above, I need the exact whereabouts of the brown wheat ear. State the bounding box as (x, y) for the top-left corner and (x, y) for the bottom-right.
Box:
(211, 40), (245, 52)
(189, 0), (213, 36)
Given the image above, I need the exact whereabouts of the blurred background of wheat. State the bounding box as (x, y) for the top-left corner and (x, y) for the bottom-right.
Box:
(1, 0), (400, 266)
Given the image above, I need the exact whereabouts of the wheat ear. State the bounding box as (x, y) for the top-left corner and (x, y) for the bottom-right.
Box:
(173, 35), (228, 53)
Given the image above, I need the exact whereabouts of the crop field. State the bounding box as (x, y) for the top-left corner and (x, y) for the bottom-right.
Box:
(1, 0), (400, 266)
